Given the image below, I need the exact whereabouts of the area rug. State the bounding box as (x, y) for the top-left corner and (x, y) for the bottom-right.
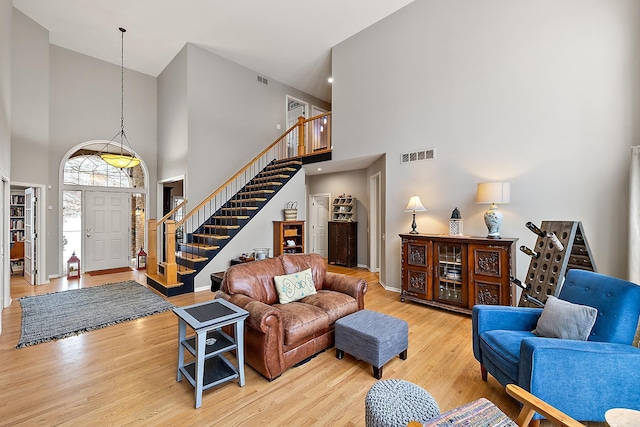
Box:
(17, 280), (174, 348)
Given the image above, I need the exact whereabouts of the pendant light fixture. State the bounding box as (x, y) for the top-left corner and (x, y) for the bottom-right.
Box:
(100, 27), (140, 169)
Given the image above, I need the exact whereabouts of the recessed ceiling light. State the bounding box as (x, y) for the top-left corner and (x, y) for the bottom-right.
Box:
(327, 77), (333, 83)
(317, 168), (322, 171)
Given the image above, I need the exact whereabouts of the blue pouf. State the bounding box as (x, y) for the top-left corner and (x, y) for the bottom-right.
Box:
(335, 309), (408, 379)
(365, 379), (440, 427)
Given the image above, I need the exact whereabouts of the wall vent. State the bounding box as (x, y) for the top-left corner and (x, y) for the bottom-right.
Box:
(257, 75), (268, 85)
(401, 148), (436, 164)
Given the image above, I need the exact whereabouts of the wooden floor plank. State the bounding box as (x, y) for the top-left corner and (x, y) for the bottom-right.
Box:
(0, 266), (603, 426)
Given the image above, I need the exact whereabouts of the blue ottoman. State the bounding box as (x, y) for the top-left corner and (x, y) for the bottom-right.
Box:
(335, 309), (409, 379)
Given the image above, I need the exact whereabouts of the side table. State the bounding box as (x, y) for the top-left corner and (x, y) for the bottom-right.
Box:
(173, 298), (249, 408)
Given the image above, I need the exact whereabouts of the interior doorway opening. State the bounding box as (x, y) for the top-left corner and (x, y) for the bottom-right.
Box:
(61, 141), (147, 274)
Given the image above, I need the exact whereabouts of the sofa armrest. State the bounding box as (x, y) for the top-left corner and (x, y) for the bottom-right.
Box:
(323, 272), (368, 309)
(472, 305), (543, 362)
(217, 292), (282, 333)
(519, 338), (640, 421)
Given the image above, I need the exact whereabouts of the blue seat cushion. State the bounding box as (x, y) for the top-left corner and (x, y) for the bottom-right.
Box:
(479, 330), (536, 383)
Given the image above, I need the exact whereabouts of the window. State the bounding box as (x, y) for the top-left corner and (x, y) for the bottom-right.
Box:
(63, 155), (135, 188)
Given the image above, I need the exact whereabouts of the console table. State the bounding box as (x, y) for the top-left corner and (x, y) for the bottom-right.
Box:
(173, 299), (249, 408)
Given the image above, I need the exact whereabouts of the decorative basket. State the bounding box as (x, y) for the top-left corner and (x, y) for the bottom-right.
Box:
(283, 209), (298, 221)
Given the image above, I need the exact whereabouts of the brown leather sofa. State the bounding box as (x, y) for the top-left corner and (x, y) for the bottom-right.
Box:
(216, 253), (368, 380)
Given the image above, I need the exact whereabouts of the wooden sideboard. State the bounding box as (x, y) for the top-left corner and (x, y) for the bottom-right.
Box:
(400, 234), (518, 314)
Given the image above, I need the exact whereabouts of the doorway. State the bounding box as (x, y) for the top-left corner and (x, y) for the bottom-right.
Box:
(286, 95), (308, 157)
(10, 183), (46, 285)
(61, 142), (148, 275)
(309, 193), (330, 258)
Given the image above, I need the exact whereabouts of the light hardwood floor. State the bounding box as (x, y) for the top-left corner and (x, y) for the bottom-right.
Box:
(0, 266), (600, 426)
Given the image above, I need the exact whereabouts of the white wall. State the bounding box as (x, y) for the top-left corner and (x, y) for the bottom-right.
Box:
(333, 0), (640, 289)
(0, 0), (11, 178)
(184, 43), (330, 207)
(11, 9), (48, 184)
(157, 45), (188, 185)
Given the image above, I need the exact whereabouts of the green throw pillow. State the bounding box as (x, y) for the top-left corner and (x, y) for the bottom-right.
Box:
(274, 268), (317, 304)
(533, 295), (598, 341)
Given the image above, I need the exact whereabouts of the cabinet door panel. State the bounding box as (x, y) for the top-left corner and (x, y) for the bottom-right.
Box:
(401, 238), (431, 300)
(469, 244), (510, 306)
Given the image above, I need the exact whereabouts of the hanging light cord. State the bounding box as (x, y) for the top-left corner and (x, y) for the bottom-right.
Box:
(119, 27), (126, 149)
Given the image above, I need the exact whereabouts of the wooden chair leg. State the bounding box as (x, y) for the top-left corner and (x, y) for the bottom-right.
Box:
(481, 364), (487, 381)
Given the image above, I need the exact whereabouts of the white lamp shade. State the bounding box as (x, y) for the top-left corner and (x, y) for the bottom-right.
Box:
(477, 182), (510, 204)
(405, 195), (427, 212)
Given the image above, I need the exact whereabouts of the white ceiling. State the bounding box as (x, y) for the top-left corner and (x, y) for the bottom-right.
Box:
(13, 0), (414, 102)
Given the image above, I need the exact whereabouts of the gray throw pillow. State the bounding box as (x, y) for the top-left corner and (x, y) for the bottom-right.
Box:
(532, 295), (598, 341)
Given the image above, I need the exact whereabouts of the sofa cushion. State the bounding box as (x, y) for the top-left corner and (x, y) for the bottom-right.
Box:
(300, 290), (358, 323)
(533, 295), (598, 341)
(275, 302), (331, 345)
(281, 253), (326, 289)
(480, 330), (536, 383)
(223, 257), (285, 305)
(274, 268), (317, 304)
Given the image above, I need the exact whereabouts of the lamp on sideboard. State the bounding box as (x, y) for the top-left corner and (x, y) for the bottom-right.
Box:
(405, 195), (428, 234)
(477, 182), (510, 239)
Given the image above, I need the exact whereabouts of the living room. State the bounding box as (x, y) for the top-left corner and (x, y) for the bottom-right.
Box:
(1, 0), (639, 425)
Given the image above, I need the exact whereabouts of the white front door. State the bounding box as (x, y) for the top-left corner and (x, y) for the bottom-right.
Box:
(309, 194), (330, 258)
(23, 188), (35, 285)
(85, 191), (130, 272)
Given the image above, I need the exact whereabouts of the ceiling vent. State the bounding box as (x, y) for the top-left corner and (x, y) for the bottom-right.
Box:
(401, 148), (436, 164)
(257, 75), (268, 85)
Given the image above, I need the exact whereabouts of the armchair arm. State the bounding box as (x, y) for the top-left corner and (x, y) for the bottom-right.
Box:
(323, 272), (368, 310)
(506, 384), (585, 427)
(519, 338), (640, 422)
(472, 305), (543, 361)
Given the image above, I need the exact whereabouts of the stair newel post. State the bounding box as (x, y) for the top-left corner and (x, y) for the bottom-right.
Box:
(147, 219), (158, 276)
(165, 219), (179, 285)
(297, 115), (306, 157)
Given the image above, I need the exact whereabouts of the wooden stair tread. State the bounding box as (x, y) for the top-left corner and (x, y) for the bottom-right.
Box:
(245, 182), (283, 188)
(253, 174), (290, 181)
(238, 189), (275, 195)
(191, 233), (230, 240)
(181, 242), (220, 251)
(176, 252), (208, 262)
(146, 273), (183, 288)
(230, 198), (267, 203)
(220, 206), (258, 211)
(203, 224), (240, 229)
(177, 267), (196, 275)
(214, 215), (249, 220)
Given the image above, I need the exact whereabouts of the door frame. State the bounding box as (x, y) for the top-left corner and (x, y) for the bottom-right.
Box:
(369, 172), (382, 273)
(157, 175), (186, 260)
(11, 182), (47, 285)
(1, 174), (9, 319)
(308, 192), (331, 257)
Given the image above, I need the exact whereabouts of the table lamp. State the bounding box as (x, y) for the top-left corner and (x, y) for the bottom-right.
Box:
(405, 195), (427, 234)
(476, 182), (510, 239)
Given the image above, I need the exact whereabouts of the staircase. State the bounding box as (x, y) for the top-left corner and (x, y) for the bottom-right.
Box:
(146, 159), (302, 296)
(145, 112), (332, 297)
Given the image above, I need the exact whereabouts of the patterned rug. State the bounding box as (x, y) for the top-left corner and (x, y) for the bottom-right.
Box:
(17, 281), (174, 348)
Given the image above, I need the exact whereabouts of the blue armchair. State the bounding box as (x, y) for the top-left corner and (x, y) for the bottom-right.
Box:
(472, 269), (640, 422)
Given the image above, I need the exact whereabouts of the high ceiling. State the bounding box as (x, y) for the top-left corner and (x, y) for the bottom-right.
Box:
(13, 0), (414, 102)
